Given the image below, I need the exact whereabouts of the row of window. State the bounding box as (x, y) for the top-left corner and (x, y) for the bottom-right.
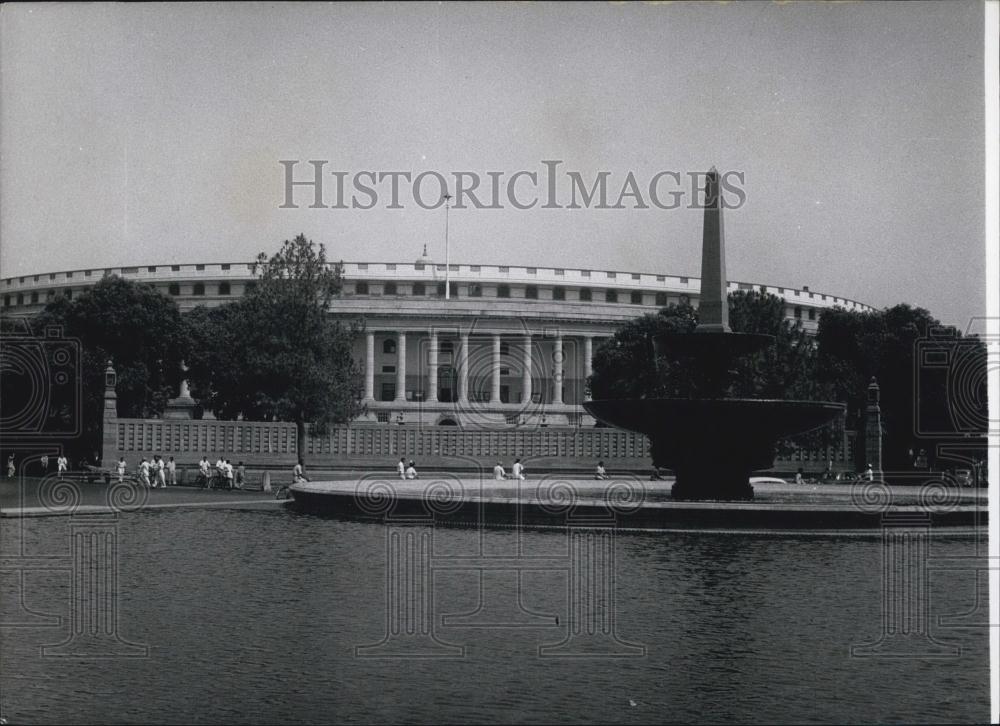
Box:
(353, 280), (679, 306)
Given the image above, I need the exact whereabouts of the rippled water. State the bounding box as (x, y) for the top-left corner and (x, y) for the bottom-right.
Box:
(1, 508), (989, 724)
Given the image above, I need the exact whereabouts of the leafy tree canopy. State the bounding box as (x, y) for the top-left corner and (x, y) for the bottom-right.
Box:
(185, 234), (364, 453)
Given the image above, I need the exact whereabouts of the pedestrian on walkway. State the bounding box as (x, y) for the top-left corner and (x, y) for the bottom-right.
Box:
(397, 457), (406, 480)
(6, 454), (15, 479)
(116, 457), (127, 483)
(56, 455), (68, 479)
(493, 461), (507, 480)
(167, 457), (177, 486)
(40, 454), (49, 476)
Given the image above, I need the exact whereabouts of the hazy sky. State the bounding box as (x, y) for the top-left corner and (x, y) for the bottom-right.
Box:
(0, 1), (987, 327)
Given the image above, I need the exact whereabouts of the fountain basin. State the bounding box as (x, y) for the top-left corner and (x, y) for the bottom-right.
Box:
(584, 398), (845, 500)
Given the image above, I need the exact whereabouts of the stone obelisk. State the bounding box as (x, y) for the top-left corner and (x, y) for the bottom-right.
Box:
(696, 167), (730, 334)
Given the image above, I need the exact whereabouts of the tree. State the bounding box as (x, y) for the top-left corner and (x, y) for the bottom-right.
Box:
(816, 303), (988, 470)
(186, 234), (364, 457)
(5, 276), (189, 461)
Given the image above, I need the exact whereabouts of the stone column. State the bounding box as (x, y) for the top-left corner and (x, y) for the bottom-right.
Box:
(522, 334), (533, 404)
(552, 335), (564, 405)
(458, 333), (469, 403)
(395, 332), (407, 402)
(865, 377), (883, 479)
(491, 334), (502, 404)
(427, 331), (439, 403)
(364, 332), (375, 401)
(583, 336), (594, 401)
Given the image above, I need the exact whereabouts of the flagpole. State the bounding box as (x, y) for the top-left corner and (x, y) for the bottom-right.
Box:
(444, 192), (452, 300)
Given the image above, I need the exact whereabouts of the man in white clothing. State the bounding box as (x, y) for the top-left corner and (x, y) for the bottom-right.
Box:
(511, 458), (525, 481)
(493, 462), (506, 480)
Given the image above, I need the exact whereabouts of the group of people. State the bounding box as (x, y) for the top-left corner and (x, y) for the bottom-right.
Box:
(492, 458), (527, 480)
(118, 455), (177, 487)
(396, 458), (420, 480)
(6, 453), (73, 479)
(196, 456), (247, 489)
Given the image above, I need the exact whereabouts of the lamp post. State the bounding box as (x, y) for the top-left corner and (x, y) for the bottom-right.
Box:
(444, 192), (452, 300)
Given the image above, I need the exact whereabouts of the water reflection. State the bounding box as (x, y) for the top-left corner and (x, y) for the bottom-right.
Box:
(0, 508), (988, 724)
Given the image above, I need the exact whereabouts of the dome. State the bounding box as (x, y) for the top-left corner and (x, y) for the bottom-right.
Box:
(415, 244), (434, 267)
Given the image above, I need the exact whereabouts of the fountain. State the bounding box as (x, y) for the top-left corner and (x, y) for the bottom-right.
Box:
(583, 169), (844, 500)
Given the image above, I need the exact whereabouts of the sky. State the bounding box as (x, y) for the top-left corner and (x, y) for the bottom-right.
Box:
(0, 1), (987, 328)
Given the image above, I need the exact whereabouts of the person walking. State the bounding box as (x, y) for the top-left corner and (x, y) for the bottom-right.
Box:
(511, 458), (525, 481)
(116, 457), (127, 483)
(236, 462), (246, 489)
(6, 454), (15, 479)
(139, 458), (150, 487)
(56, 455), (68, 479)
(153, 455), (166, 488)
(199, 456), (211, 488)
(224, 459), (235, 490)
(397, 457), (406, 480)
(167, 457), (177, 486)
(865, 463), (874, 481)
(40, 454), (49, 476)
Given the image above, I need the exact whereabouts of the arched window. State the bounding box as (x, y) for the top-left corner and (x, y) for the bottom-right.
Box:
(383, 339), (397, 354)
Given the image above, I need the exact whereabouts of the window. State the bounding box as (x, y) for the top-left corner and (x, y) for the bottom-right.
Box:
(218, 282), (231, 296)
(579, 288), (592, 302)
(497, 284), (510, 298)
(49, 273), (56, 280)
(358, 263), (368, 270)
(148, 266), (157, 273)
(470, 265), (481, 272)
(794, 306), (802, 319)
(499, 266), (509, 273)
(33, 275), (39, 281)
(581, 270), (591, 277)
(680, 276), (688, 284)
(65, 289), (72, 300)
(436, 282), (457, 297)
(499, 367), (511, 375)
(525, 285), (538, 299)
(171, 265), (180, 272)
(16, 293), (24, 305)
(553, 286), (565, 300)
(631, 273), (641, 280)
(414, 262), (425, 271)
(196, 264), (205, 271)
(500, 342), (510, 355)
(412, 282), (426, 296)
(554, 269), (565, 276)
(777, 287), (784, 294)
(526, 267), (537, 274)
(679, 294), (690, 305)
(383, 339), (397, 354)
(656, 275), (665, 282)
(381, 365), (396, 373)
(655, 292), (667, 306)
(221, 264), (230, 270)
(46, 290), (55, 300)
(606, 289), (618, 303)
(19, 277), (24, 283)
(630, 291), (643, 304)
(168, 284), (180, 296)
(384, 282), (398, 295)
(437, 282), (446, 296)
(85, 271), (92, 277)
(386, 263), (396, 271)
(468, 284), (482, 297)
(449, 264), (459, 271)
(607, 272), (617, 279)
(808, 308), (816, 321)
(380, 383), (395, 401)
(355, 281), (369, 295)
(440, 341), (454, 353)
(30, 292), (39, 303)
(66, 272), (73, 278)
(3, 295), (9, 307)
(121, 267), (137, 274)
(193, 283), (205, 296)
